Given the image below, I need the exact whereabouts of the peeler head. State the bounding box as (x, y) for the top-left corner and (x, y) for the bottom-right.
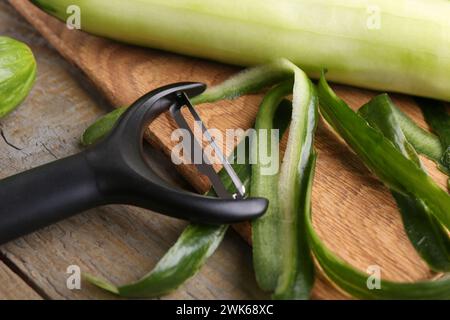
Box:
(86, 82), (269, 224)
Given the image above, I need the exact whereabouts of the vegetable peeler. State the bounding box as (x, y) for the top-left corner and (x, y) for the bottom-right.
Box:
(0, 82), (268, 244)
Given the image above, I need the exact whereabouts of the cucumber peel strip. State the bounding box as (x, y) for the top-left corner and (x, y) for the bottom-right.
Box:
(383, 98), (450, 188)
(81, 107), (127, 146)
(359, 94), (450, 272)
(317, 73), (450, 231)
(390, 105), (443, 163)
(84, 224), (227, 297)
(417, 98), (450, 188)
(312, 75), (450, 299)
(305, 184), (450, 299)
(251, 83), (290, 292)
(251, 63), (318, 299)
(273, 64), (318, 300)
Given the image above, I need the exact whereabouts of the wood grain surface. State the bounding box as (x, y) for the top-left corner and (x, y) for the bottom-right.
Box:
(0, 260), (41, 299)
(4, 0), (449, 299)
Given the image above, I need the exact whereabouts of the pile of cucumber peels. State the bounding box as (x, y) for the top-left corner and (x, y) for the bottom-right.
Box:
(81, 60), (450, 300)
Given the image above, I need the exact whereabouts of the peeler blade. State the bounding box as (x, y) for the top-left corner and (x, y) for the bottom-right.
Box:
(170, 93), (246, 200)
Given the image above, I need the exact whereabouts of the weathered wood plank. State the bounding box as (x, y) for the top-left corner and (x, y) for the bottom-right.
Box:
(0, 260), (41, 300)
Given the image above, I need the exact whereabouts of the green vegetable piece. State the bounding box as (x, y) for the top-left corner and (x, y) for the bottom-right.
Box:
(359, 94), (450, 272)
(302, 152), (450, 299)
(305, 168), (450, 300)
(317, 73), (450, 231)
(85, 224), (228, 297)
(0, 36), (36, 118)
(251, 64), (318, 300)
(273, 70), (317, 300)
(81, 107), (127, 146)
(390, 104), (443, 163)
(386, 99), (449, 188)
(418, 98), (450, 182)
(251, 82), (292, 291)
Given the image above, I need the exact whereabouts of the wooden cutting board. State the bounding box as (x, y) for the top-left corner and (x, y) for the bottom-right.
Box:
(10, 0), (448, 299)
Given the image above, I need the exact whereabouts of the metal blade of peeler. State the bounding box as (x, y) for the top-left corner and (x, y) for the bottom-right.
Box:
(170, 93), (246, 199)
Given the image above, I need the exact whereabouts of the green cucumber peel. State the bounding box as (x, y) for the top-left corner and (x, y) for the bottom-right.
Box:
(251, 82), (291, 292)
(272, 67), (317, 300)
(417, 98), (450, 188)
(312, 76), (450, 299)
(81, 107), (127, 146)
(317, 73), (450, 231)
(250, 61), (318, 299)
(386, 98), (449, 188)
(390, 105), (443, 163)
(85, 223), (228, 298)
(359, 94), (450, 272)
(306, 183), (450, 300)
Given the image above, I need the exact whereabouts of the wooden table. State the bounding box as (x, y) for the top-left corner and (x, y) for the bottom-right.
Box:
(0, 1), (266, 300)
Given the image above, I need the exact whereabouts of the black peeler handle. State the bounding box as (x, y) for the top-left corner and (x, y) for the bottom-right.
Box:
(0, 82), (268, 245)
(0, 152), (100, 244)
